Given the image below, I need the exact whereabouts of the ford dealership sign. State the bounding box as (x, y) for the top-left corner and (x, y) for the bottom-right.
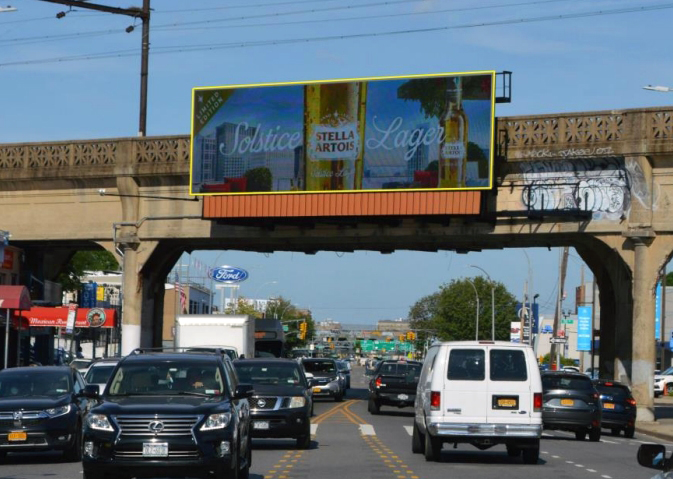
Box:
(209, 266), (249, 283)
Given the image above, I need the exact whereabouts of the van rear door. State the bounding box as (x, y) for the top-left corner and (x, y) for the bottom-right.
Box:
(443, 347), (488, 423)
(487, 347), (532, 424)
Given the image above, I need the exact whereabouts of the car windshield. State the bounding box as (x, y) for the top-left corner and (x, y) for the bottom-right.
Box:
(234, 363), (305, 386)
(85, 365), (117, 385)
(0, 370), (70, 398)
(595, 383), (630, 397)
(302, 361), (336, 373)
(543, 375), (594, 390)
(107, 361), (226, 397)
(377, 362), (421, 379)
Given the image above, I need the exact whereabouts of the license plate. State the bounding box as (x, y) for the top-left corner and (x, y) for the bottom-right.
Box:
(312, 387), (321, 393)
(142, 442), (168, 457)
(603, 402), (615, 409)
(253, 421), (270, 430)
(497, 398), (517, 408)
(8, 431), (26, 442)
(561, 399), (575, 406)
(397, 394), (409, 400)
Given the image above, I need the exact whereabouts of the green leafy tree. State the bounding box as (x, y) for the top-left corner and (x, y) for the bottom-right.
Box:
(244, 167), (272, 192)
(56, 250), (119, 292)
(265, 297), (315, 350)
(667, 271), (673, 286)
(224, 297), (262, 318)
(408, 277), (517, 341)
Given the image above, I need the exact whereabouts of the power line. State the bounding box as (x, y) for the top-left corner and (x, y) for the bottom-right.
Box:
(2, 2), (670, 68)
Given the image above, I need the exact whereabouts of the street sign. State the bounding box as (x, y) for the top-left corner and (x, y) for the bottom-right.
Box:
(282, 325), (289, 332)
(561, 319), (574, 325)
(550, 337), (568, 344)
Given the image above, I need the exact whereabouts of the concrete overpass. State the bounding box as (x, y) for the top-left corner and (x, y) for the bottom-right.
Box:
(1, 105), (672, 422)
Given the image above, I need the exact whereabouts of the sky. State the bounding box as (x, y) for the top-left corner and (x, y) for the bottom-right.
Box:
(3, 0), (673, 325)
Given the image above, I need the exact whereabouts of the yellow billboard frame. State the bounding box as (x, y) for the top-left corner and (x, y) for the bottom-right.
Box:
(189, 70), (496, 196)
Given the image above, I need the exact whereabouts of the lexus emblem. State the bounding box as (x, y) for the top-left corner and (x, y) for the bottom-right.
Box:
(257, 399), (266, 408)
(13, 411), (22, 421)
(148, 421), (164, 433)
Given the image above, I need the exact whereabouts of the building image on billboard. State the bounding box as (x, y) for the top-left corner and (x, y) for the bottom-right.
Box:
(190, 71), (495, 195)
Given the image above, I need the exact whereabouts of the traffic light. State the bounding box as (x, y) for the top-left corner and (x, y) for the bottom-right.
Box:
(406, 331), (416, 341)
(299, 322), (307, 340)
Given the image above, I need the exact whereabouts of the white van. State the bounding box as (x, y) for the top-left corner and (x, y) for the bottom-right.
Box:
(413, 341), (543, 464)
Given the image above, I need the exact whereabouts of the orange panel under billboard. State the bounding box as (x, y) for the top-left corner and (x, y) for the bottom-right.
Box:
(190, 71), (495, 195)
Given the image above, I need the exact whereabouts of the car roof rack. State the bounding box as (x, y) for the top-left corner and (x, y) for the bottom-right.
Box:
(129, 347), (227, 356)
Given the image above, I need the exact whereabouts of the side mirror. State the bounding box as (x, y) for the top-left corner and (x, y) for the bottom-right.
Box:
(304, 372), (314, 387)
(83, 384), (100, 399)
(235, 383), (254, 399)
(638, 444), (669, 471)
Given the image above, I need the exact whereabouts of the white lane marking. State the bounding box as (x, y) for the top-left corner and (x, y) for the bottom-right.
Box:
(403, 426), (413, 436)
(310, 424), (318, 435)
(587, 469), (597, 473)
(542, 451), (549, 454)
(552, 455), (560, 459)
(602, 475), (612, 478)
(601, 439), (618, 444)
(575, 464), (584, 468)
(360, 424), (376, 436)
(566, 460), (575, 464)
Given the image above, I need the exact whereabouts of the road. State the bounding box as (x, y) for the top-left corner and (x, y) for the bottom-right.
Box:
(0, 365), (667, 479)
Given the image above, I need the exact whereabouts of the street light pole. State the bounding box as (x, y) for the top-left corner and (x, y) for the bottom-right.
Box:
(470, 265), (495, 340)
(466, 278), (480, 340)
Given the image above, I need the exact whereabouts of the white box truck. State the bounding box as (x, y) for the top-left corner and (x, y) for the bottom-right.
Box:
(174, 314), (255, 359)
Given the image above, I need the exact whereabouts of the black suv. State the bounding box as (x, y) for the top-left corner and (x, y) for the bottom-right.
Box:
(82, 349), (253, 479)
(0, 366), (91, 461)
(541, 371), (602, 441)
(234, 358), (312, 449)
(593, 379), (637, 438)
(368, 359), (421, 414)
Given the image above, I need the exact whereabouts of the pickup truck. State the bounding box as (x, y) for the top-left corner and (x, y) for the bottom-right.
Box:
(367, 359), (423, 414)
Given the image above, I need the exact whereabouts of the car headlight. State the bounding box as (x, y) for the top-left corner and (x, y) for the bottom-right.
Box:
(45, 405), (71, 417)
(288, 396), (306, 408)
(87, 414), (114, 432)
(201, 413), (231, 431)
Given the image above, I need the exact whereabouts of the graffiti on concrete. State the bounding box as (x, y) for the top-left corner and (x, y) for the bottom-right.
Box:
(518, 146), (616, 160)
(518, 157), (632, 220)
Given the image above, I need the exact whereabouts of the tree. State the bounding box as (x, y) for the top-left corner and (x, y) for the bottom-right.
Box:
(224, 297), (262, 318)
(244, 167), (272, 192)
(667, 271), (673, 286)
(265, 297), (315, 350)
(408, 277), (518, 342)
(56, 250), (119, 292)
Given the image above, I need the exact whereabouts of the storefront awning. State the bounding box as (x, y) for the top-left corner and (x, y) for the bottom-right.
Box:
(13, 307), (117, 329)
(0, 285), (32, 310)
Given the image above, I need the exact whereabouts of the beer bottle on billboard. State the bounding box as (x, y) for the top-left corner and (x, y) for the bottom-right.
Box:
(304, 82), (367, 191)
(438, 77), (468, 188)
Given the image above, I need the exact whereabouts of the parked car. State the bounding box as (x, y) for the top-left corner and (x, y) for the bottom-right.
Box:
(82, 349), (253, 479)
(234, 358), (312, 449)
(0, 366), (91, 460)
(593, 379), (636, 437)
(368, 359), (421, 415)
(541, 371), (602, 441)
(301, 358), (343, 402)
(637, 443), (672, 478)
(83, 358), (121, 394)
(654, 366), (673, 397)
(412, 341), (543, 464)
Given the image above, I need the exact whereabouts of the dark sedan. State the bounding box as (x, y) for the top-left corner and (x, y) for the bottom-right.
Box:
(541, 371), (602, 441)
(234, 359), (312, 449)
(0, 366), (90, 460)
(593, 379), (637, 438)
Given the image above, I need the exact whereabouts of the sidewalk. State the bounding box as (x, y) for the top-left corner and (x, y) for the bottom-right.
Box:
(635, 395), (673, 442)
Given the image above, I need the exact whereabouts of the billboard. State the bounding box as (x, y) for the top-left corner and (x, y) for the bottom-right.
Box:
(190, 71), (495, 195)
(577, 306), (592, 352)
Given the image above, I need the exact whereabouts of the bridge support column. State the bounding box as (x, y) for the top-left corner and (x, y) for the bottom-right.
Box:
(120, 245), (142, 356)
(629, 234), (657, 422)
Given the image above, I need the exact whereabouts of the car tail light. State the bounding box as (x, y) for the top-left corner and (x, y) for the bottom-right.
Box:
(604, 382), (613, 387)
(592, 392), (599, 400)
(375, 377), (382, 388)
(626, 397), (636, 406)
(533, 393), (542, 412)
(430, 391), (441, 410)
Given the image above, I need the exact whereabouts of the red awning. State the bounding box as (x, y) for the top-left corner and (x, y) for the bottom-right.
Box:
(13, 307), (117, 329)
(0, 286), (32, 310)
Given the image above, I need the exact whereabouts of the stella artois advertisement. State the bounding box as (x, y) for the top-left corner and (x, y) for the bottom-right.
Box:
(190, 71), (495, 195)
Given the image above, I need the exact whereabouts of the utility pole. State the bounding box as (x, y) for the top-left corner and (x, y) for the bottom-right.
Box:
(551, 247), (569, 369)
(39, 0), (151, 136)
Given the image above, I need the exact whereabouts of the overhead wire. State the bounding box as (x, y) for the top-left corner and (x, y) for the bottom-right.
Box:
(2, 2), (670, 67)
